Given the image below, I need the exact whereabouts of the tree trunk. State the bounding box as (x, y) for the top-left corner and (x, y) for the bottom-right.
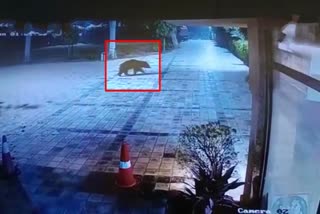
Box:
(67, 45), (72, 58)
(71, 44), (74, 58)
(170, 29), (179, 48)
(108, 20), (117, 59)
(162, 38), (166, 52)
(24, 35), (32, 63)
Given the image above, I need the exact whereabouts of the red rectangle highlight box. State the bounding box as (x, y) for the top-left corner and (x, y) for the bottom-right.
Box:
(104, 39), (162, 92)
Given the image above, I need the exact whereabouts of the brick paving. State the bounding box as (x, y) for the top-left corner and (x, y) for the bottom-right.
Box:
(0, 40), (251, 213)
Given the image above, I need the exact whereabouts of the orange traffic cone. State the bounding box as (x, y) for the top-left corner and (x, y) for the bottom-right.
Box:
(116, 142), (136, 188)
(2, 135), (16, 177)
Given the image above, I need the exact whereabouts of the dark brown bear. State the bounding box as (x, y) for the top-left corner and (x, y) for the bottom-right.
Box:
(118, 59), (151, 76)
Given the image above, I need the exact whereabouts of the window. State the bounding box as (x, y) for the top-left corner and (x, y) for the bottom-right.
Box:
(263, 70), (320, 214)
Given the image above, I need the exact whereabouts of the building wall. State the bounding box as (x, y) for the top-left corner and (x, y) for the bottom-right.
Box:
(295, 23), (320, 43)
(263, 23), (320, 214)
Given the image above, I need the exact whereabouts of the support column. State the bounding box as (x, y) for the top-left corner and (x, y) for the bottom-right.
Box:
(242, 18), (274, 204)
(108, 20), (117, 59)
(24, 23), (32, 63)
(24, 35), (32, 63)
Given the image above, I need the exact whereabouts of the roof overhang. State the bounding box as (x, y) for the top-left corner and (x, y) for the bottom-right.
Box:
(165, 18), (290, 29)
(0, 0), (317, 24)
(165, 19), (251, 27)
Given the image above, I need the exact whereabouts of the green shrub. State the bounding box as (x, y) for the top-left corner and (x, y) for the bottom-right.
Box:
(232, 39), (248, 63)
(214, 27), (249, 64)
(184, 164), (244, 213)
(177, 121), (239, 171)
(224, 27), (247, 41)
(176, 121), (242, 214)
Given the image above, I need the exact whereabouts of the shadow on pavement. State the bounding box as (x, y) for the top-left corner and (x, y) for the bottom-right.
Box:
(119, 72), (159, 77)
(81, 172), (168, 213)
(0, 166), (36, 214)
(0, 163), (168, 213)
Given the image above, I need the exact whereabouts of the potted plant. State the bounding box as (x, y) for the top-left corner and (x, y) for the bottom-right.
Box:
(177, 121), (240, 175)
(184, 163), (244, 214)
(167, 121), (245, 214)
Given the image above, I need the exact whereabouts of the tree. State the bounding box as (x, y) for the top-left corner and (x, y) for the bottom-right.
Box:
(144, 20), (176, 51)
(18, 22), (60, 63)
(108, 20), (117, 59)
(63, 23), (80, 58)
(47, 23), (62, 38)
(46, 23), (62, 46)
(223, 27), (247, 41)
(170, 27), (179, 48)
(175, 121), (242, 214)
(178, 121), (239, 171)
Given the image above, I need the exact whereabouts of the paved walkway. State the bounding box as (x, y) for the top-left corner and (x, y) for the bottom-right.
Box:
(0, 40), (251, 213)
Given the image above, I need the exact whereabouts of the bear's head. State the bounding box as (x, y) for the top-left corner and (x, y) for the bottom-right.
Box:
(142, 61), (151, 68)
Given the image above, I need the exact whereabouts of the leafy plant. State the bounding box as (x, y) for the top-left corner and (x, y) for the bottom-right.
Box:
(63, 24), (80, 58)
(24, 23), (33, 34)
(183, 164), (244, 214)
(205, 199), (214, 214)
(178, 121), (239, 171)
(223, 27), (247, 41)
(177, 121), (244, 213)
(232, 40), (248, 63)
(63, 24), (80, 44)
(47, 23), (62, 37)
(215, 27), (249, 65)
(144, 20), (175, 51)
(144, 20), (175, 38)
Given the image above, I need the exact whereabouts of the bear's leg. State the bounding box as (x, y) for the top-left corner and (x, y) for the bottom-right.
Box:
(134, 68), (144, 75)
(118, 68), (125, 76)
(133, 68), (139, 75)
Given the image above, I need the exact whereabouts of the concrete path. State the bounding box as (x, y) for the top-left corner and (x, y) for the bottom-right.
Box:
(0, 40), (251, 212)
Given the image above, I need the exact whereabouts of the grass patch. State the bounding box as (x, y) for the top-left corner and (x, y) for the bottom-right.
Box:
(115, 43), (158, 59)
(52, 43), (158, 60)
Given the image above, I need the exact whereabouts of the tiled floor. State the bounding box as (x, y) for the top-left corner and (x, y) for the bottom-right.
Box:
(0, 40), (251, 213)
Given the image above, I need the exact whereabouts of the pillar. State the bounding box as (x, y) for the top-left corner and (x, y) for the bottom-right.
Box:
(108, 20), (117, 59)
(242, 18), (274, 204)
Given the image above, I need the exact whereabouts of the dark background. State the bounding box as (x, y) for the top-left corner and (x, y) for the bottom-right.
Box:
(1, 0), (318, 23)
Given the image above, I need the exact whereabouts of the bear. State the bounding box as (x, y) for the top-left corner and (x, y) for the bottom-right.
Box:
(118, 59), (151, 76)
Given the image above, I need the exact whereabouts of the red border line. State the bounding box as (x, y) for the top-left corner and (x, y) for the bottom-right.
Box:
(106, 39), (161, 43)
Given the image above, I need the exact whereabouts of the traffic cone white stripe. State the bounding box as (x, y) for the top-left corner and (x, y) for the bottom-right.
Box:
(2, 142), (9, 154)
(116, 143), (136, 188)
(119, 160), (131, 169)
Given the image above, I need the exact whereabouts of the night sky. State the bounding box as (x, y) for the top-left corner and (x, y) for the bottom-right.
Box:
(0, 0), (316, 24)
